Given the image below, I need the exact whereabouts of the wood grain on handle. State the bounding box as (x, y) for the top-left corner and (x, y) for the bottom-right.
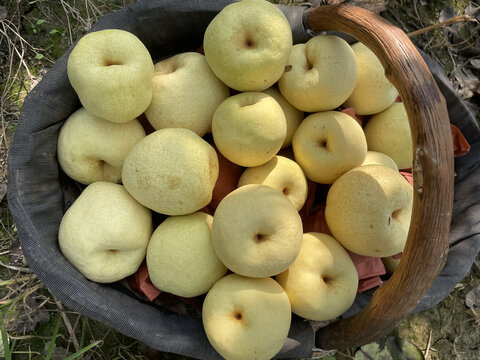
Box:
(306, 4), (455, 349)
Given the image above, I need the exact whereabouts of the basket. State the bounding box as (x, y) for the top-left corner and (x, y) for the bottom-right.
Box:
(7, 0), (480, 358)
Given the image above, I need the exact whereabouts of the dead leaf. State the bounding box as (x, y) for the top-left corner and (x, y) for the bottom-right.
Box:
(465, 3), (480, 18)
(439, 6), (458, 22)
(465, 285), (480, 310)
(451, 66), (480, 99)
(468, 59), (480, 70)
(385, 337), (425, 360)
(0, 7), (7, 20)
(355, 341), (392, 360)
(354, 336), (425, 360)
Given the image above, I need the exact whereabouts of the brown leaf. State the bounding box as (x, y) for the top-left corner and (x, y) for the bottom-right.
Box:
(439, 6), (458, 22)
(451, 66), (480, 99)
(466, 285), (480, 310)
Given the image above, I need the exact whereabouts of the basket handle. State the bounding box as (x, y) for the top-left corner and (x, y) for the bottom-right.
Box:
(306, 4), (455, 350)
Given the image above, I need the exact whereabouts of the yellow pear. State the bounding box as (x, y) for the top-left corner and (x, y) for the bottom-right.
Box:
(212, 92), (286, 167)
(276, 233), (358, 321)
(146, 212), (227, 297)
(343, 42), (398, 115)
(382, 256), (402, 275)
(278, 35), (358, 112)
(262, 86), (304, 148)
(121, 128), (219, 215)
(238, 155), (308, 211)
(364, 102), (413, 170)
(361, 151), (399, 171)
(203, 0), (292, 91)
(57, 108), (145, 185)
(59, 182), (152, 283)
(325, 164), (413, 257)
(67, 29), (154, 123)
(212, 184), (303, 278)
(292, 111), (367, 184)
(145, 52), (229, 136)
(202, 274), (291, 360)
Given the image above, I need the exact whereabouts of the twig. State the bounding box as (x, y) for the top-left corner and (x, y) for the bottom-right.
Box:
(59, 0), (74, 46)
(407, 14), (476, 37)
(8, 334), (52, 340)
(413, 0), (424, 27)
(447, 45), (457, 70)
(1, 20), (35, 79)
(53, 296), (80, 352)
(425, 330), (432, 358)
(0, 261), (31, 273)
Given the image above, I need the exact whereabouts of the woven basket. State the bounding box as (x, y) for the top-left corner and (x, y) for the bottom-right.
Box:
(7, 1), (460, 358)
(306, 5), (454, 349)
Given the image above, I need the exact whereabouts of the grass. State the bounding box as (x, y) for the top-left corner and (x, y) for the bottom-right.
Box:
(1, 0), (479, 359)
(384, 0), (479, 75)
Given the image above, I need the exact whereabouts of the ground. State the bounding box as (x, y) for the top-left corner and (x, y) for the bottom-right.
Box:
(0, 0), (479, 359)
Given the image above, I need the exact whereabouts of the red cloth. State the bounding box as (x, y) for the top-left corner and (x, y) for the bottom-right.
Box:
(128, 261), (161, 301)
(137, 113), (156, 135)
(392, 252), (403, 260)
(357, 276), (384, 293)
(205, 150), (244, 214)
(302, 205), (331, 235)
(451, 124), (470, 156)
(298, 180), (318, 220)
(347, 251), (386, 293)
(400, 171), (413, 186)
(128, 262), (205, 310)
(340, 107), (364, 127)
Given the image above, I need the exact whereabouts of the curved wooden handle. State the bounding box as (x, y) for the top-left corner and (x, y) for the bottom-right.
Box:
(306, 4), (455, 349)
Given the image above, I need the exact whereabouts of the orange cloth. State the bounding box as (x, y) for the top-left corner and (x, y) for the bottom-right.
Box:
(206, 150), (244, 214)
(128, 261), (161, 301)
(340, 107), (364, 126)
(400, 171), (413, 186)
(451, 124), (470, 156)
(128, 262), (204, 310)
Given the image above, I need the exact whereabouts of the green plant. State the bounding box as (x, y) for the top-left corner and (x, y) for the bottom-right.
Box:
(0, 311), (15, 360)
